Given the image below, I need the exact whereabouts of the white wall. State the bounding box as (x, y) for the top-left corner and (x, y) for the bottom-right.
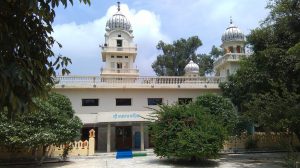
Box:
(53, 88), (220, 114)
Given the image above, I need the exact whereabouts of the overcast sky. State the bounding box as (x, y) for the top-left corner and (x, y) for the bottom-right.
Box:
(52, 0), (269, 76)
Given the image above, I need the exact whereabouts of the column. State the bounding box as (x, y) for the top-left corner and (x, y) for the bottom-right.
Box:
(140, 123), (144, 151)
(107, 123), (111, 152)
(88, 129), (95, 156)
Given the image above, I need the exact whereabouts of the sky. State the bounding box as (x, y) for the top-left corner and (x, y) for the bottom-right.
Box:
(52, 0), (269, 76)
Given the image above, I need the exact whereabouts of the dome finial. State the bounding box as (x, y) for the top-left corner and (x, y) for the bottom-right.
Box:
(230, 16), (233, 24)
(117, 1), (120, 11)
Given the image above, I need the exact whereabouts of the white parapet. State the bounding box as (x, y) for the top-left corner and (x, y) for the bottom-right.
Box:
(53, 76), (225, 89)
(213, 53), (246, 70)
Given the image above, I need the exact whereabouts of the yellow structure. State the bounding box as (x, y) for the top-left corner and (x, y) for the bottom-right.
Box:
(223, 132), (300, 151)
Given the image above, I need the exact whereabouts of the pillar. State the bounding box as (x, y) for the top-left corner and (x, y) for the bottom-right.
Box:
(88, 129), (95, 156)
(140, 123), (144, 151)
(107, 123), (111, 152)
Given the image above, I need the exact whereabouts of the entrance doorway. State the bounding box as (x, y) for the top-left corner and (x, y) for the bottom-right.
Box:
(116, 126), (132, 150)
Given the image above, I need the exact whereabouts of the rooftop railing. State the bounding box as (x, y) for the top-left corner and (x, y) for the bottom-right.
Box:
(213, 53), (246, 68)
(101, 68), (139, 74)
(101, 46), (137, 53)
(54, 76), (225, 88)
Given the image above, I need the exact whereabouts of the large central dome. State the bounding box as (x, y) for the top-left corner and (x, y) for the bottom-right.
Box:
(105, 2), (132, 33)
(221, 19), (245, 43)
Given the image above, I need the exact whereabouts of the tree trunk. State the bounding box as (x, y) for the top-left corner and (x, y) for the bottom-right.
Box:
(39, 145), (47, 165)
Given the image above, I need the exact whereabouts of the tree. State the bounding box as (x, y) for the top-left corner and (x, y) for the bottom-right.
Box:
(0, 0), (90, 120)
(210, 45), (223, 59)
(152, 36), (202, 76)
(220, 0), (300, 139)
(149, 94), (237, 161)
(195, 94), (238, 135)
(197, 54), (214, 76)
(0, 92), (83, 160)
(196, 45), (223, 76)
(149, 103), (226, 161)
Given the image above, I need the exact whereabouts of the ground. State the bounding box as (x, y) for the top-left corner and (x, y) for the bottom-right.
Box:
(2, 152), (290, 168)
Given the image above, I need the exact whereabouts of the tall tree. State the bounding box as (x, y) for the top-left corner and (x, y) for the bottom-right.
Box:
(0, 0), (90, 119)
(152, 36), (202, 76)
(196, 45), (223, 76)
(220, 0), (300, 138)
(196, 54), (214, 76)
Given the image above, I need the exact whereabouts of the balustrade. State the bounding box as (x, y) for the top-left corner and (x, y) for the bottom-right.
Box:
(214, 53), (246, 68)
(54, 75), (225, 87)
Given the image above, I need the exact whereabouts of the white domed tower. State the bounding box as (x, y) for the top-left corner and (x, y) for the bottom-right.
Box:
(100, 2), (139, 78)
(184, 60), (199, 77)
(214, 17), (246, 77)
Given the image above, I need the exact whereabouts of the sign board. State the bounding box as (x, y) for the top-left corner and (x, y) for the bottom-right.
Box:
(97, 111), (152, 122)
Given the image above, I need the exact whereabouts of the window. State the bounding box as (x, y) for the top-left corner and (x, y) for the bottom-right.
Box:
(117, 40), (122, 47)
(178, 98), (192, 105)
(118, 34), (121, 37)
(116, 98), (131, 106)
(82, 99), (99, 106)
(148, 98), (163, 106)
(117, 56), (122, 58)
(117, 62), (122, 69)
(111, 56), (114, 58)
(125, 56), (128, 58)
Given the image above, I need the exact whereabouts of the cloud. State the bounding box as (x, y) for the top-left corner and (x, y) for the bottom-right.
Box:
(53, 4), (168, 76)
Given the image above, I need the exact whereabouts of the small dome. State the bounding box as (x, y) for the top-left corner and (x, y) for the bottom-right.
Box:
(184, 60), (199, 73)
(105, 3), (132, 33)
(221, 19), (245, 43)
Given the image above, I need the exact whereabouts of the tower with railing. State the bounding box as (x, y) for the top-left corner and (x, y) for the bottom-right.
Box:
(100, 2), (139, 78)
(214, 18), (246, 77)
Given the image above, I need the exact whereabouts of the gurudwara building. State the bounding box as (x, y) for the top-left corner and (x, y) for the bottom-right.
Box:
(53, 3), (246, 152)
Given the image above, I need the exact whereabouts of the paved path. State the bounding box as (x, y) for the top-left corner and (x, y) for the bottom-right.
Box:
(3, 152), (287, 168)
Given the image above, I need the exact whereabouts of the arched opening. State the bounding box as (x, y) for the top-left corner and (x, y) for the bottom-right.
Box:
(236, 46), (241, 53)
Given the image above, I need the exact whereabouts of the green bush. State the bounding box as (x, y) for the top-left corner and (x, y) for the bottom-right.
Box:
(149, 103), (227, 160)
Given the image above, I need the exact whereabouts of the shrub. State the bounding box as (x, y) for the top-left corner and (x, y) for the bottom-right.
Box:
(149, 103), (226, 160)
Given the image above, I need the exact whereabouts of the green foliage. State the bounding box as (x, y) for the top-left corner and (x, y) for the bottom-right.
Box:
(152, 36), (202, 76)
(149, 101), (229, 160)
(245, 90), (300, 136)
(0, 0), (90, 119)
(195, 94), (238, 135)
(220, 0), (300, 139)
(0, 92), (83, 148)
(196, 45), (223, 76)
(197, 54), (214, 76)
(152, 37), (223, 76)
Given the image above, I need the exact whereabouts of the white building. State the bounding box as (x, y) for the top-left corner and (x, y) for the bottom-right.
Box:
(53, 3), (246, 152)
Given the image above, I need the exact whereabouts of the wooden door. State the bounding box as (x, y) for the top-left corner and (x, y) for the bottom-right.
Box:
(116, 126), (132, 150)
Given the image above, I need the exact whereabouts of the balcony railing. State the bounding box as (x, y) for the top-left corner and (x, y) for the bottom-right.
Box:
(101, 46), (137, 53)
(213, 53), (246, 68)
(101, 68), (139, 74)
(54, 76), (226, 88)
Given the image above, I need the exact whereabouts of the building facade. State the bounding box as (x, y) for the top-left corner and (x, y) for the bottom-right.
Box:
(53, 4), (246, 152)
